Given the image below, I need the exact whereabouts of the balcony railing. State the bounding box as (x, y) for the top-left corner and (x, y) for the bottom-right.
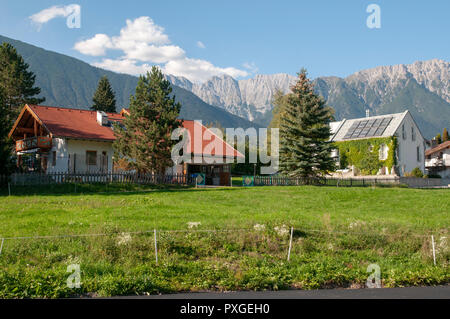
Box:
(425, 158), (445, 168)
(16, 136), (52, 152)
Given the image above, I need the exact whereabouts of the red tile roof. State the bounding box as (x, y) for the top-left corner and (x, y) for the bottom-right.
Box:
(28, 105), (122, 141)
(18, 105), (243, 158)
(182, 120), (244, 158)
(425, 141), (450, 156)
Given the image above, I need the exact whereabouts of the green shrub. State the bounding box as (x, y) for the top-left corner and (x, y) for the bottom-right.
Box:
(411, 167), (424, 178)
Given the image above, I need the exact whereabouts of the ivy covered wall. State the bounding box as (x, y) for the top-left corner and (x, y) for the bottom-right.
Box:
(335, 137), (397, 175)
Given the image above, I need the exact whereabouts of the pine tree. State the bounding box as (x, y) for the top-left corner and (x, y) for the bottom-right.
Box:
(0, 87), (13, 174)
(279, 69), (335, 180)
(91, 76), (117, 113)
(443, 128), (449, 142)
(113, 66), (182, 174)
(0, 42), (44, 125)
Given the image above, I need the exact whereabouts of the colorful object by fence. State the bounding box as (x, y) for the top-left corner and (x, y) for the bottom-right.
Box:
(242, 176), (254, 187)
(193, 173), (205, 186)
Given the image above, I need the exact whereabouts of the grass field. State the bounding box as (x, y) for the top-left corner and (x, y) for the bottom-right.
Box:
(0, 184), (448, 298)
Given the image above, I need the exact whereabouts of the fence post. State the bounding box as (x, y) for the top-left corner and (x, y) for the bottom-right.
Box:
(431, 235), (436, 266)
(0, 238), (4, 256)
(8, 182), (11, 196)
(154, 229), (158, 264)
(287, 227), (294, 262)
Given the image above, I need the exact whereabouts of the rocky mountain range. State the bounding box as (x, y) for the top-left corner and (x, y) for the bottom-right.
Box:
(1, 34), (447, 138)
(167, 59), (450, 138)
(166, 73), (296, 122)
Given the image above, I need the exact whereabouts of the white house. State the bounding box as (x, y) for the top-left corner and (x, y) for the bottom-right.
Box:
(9, 105), (120, 173)
(425, 141), (450, 178)
(330, 110), (426, 177)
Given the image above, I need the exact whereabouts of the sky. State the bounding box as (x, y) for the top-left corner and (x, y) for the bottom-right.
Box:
(0, 0), (449, 82)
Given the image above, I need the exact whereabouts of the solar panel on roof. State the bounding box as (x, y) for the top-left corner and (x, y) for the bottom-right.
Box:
(342, 116), (393, 140)
(358, 121), (368, 128)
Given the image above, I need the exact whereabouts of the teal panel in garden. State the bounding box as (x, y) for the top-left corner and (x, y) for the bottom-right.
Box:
(242, 176), (254, 187)
(194, 173), (205, 186)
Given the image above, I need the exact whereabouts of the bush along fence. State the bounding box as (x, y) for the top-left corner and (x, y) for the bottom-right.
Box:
(0, 226), (447, 297)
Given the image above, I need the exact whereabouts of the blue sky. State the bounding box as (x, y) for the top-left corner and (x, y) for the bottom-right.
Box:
(1, 0), (449, 82)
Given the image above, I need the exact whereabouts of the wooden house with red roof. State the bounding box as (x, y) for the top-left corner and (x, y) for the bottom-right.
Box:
(9, 104), (243, 185)
(425, 141), (450, 178)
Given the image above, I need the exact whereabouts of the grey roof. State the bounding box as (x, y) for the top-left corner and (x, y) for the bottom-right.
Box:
(330, 111), (408, 142)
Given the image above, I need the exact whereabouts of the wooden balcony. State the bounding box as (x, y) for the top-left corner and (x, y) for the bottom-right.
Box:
(16, 136), (52, 152)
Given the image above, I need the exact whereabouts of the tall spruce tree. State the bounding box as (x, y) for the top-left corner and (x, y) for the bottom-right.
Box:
(113, 66), (182, 174)
(0, 42), (44, 125)
(279, 69), (335, 180)
(91, 76), (117, 112)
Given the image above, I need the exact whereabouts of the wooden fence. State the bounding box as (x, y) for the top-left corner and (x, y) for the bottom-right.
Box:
(0, 173), (446, 189)
(254, 176), (386, 187)
(253, 175), (400, 187)
(3, 172), (195, 186)
(253, 175), (446, 187)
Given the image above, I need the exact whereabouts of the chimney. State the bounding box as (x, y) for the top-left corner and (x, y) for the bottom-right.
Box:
(365, 109), (370, 118)
(431, 138), (438, 148)
(96, 111), (108, 126)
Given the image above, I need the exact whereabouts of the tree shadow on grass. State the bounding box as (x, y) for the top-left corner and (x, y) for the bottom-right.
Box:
(0, 184), (245, 197)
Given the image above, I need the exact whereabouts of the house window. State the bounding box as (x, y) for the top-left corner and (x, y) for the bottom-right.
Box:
(86, 151), (97, 166)
(417, 146), (421, 162)
(379, 144), (389, 161)
(411, 126), (416, 141)
(396, 146), (400, 161)
(52, 151), (56, 167)
(402, 124), (406, 140)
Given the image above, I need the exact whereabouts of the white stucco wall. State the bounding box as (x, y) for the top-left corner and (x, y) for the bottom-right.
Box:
(394, 113), (426, 176)
(46, 138), (69, 173)
(46, 138), (114, 173)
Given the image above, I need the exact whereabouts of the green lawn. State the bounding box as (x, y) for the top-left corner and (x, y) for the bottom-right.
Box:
(0, 185), (448, 297)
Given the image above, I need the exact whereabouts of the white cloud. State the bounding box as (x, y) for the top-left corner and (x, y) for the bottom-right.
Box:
(92, 58), (151, 75)
(114, 16), (170, 47)
(196, 41), (206, 49)
(164, 58), (248, 83)
(74, 34), (112, 56)
(126, 44), (185, 63)
(74, 16), (247, 83)
(29, 4), (80, 29)
(243, 62), (259, 74)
